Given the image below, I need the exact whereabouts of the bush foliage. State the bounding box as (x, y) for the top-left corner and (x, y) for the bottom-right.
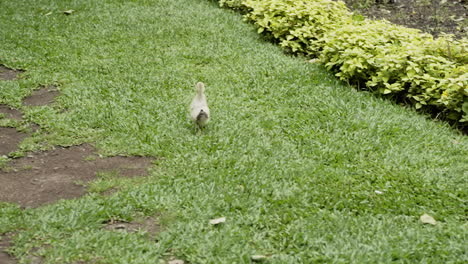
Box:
(321, 20), (468, 121)
(244, 0), (351, 56)
(217, 0), (468, 124)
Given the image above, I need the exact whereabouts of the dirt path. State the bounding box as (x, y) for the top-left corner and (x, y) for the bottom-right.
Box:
(0, 144), (153, 207)
(0, 65), (155, 263)
(0, 66), (23, 81)
(0, 235), (15, 264)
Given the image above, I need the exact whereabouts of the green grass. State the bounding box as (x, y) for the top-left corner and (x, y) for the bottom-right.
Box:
(0, 0), (467, 263)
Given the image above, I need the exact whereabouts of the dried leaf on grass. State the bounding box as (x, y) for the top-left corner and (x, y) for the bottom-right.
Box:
(251, 255), (268, 261)
(209, 216), (226, 225)
(420, 213), (437, 225)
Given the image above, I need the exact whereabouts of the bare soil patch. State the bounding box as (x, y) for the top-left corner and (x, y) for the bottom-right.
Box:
(23, 86), (59, 106)
(340, 0), (467, 39)
(0, 66), (23, 81)
(0, 128), (28, 156)
(0, 144), (153, 208)
(0, 104), (27, 157)
(0, 84), (59, 157)
(104, 216), (161, 238)
(0, 234), (15, 264)
(0, 105), (22, 120)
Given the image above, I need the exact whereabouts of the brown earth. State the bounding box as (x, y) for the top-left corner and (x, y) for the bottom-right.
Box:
(340, 0), (467, 39)
(0, 105), (22, 120)
(0, 66), (26, 160)
(0, 234), (15, 264)
(0, 127), (28, 156)
(104, 216), (161, 238)
(0, 85), (60, 157)
(1, 85), (153, 208)
(0, 144), (153, 208)
(0, 107), (25, 158)
(0, 65), (23, 81)
(23, 86), (59, 106)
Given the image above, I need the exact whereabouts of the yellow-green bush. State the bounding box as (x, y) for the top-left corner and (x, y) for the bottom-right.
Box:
(320, 20), (468, 122)
(429, 35), (468, 65)
(243, 0), (351, 56)
(217, 0), (468, 124)
(437, 65), (468, 122)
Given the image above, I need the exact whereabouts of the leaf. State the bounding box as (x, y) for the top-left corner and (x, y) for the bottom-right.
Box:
(63, 10), (75, 15)
(462, 102), (468, 113)
(406, 69), (416, 78)
(257, 27), (264, 34)
(209, 216), (226, 225)
(251, 255), (269, 262)
(420, 213), (437, 225)
(352, 14), (365, 22)
(44, 11), (53, 16)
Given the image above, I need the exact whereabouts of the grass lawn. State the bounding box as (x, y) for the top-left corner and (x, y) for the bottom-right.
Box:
(1, 0), (467, 263)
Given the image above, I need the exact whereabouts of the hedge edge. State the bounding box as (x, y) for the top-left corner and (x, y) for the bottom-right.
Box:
(217, 0), (468, 126)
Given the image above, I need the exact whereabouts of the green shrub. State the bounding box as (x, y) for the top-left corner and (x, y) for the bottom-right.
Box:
(217, 0), (468, 124)
(429, 34), (468, 65)
(320, 19), (468, 122)
(243, 0), (351, 56)
(437, 64), (468, 122)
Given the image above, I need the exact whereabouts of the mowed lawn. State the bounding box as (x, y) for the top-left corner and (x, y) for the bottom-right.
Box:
(0, 0), (467, 263)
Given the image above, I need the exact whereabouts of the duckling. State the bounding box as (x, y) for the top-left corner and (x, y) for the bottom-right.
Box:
(190, 82), (210, 128)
